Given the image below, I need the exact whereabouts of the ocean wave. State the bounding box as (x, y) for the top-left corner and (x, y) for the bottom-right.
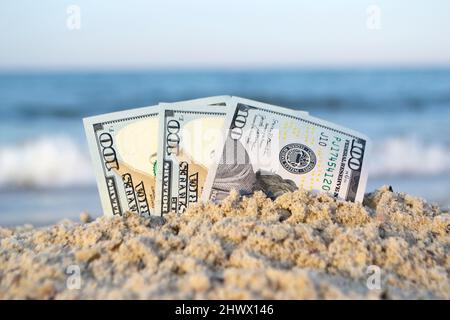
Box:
(369, 136), (450, 177)
(0, 136), (94, 189)
(3, 95), (450, 121)
(0, 135), (449, 190)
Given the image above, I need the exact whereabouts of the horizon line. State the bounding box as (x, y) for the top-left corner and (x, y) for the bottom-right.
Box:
(1, 64), (450, 74)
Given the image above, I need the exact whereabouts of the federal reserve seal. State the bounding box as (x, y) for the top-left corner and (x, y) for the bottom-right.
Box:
(279, 143), (317, 174)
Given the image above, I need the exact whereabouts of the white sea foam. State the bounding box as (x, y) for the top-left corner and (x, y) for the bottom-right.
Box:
(0, 136), (94, 189)
(0, 135), (449, 189)
(369, 136), (450, 177)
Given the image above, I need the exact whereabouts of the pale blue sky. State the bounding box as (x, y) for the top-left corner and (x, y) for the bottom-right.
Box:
(1, 0), (450, 69)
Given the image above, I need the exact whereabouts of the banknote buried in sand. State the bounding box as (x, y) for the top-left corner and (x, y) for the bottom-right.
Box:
(83, 96), (370, 217)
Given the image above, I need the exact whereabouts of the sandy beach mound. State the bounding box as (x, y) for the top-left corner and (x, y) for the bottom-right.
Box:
(0, 186), (449, 299)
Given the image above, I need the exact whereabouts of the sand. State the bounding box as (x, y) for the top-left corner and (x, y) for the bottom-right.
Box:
(0, 186), (449, 299)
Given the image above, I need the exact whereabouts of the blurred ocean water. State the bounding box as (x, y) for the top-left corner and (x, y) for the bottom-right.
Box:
(1, 69), (450, 225)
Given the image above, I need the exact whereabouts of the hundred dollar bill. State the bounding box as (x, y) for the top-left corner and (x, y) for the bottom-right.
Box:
(202, 97), (370, 203)
(155, 98), (230, 215)
(83, 106), (160, 216)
